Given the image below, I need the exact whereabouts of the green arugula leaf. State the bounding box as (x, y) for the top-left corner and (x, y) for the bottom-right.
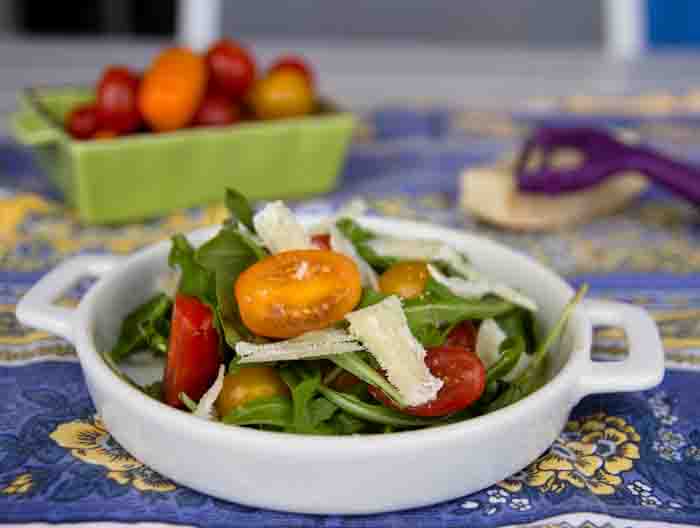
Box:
(334, 218), (396, 271)
(291, 376), (322, 433)
(222, 395), (294, 428)
(224, 188), (255, 231)
(169, 234), (216, 303)
(335, 218), (375, 244)
(496, 308), (537, 355)
(328, 412), (367, 434)
(110, 294), (173, 362)
(485, 336), (525, 384)
(357, 288), (388, 309)
(309, 397), (338, 425)
(327, 352), (406, 407)
(403, 295), (515, 346)
(195, 228), (263, 272)
(195, 228), (264, 347)
(317, 386), (441, 428)
(487, 285), (587, 412)
(142, 381), (163, 401)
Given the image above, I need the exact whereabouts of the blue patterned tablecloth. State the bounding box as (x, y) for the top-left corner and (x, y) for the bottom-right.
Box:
(2, 103), (700, 528)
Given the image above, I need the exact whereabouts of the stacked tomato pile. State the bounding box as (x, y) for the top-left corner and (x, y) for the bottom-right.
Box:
(66, 39), (316, 140)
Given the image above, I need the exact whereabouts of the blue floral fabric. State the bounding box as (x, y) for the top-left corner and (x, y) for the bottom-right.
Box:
(2, 103), (700, 527)
(1, 363), (700, 527)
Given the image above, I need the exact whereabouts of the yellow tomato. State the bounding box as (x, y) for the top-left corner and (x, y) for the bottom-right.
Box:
(378, 261), (429, 299)
(249, 69), (315, 120)
(215, 366), (289, 417)
(235, 250), (362, 338)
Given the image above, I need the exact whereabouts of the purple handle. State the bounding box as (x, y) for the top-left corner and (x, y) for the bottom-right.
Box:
(517, 127), (700, 204)
(629, 148), (700, 204)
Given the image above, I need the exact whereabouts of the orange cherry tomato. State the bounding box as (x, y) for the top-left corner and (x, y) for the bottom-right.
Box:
(268, 54), (314, 87)
(139, 47), (208, 132)
(235, 250), (362, 338)
(378, 261), (429, 299)
(249, 69), (315, 120)
(163, 294), (220, 409)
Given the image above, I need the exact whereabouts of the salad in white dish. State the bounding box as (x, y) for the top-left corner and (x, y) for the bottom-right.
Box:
(109, 189), (585, 434)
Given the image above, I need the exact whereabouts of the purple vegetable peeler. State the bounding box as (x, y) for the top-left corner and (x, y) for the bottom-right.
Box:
(516, 126), (700, 204)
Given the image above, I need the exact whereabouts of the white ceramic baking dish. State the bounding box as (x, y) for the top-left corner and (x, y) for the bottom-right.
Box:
(16, 216), (664, 515)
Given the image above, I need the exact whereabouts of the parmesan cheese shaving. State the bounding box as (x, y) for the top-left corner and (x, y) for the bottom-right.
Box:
(329, 225), (380, 290)
(236, 329), (363, 363)
(345, 296), (443, 406)
(475, 319), (507, 369)
(193, 365), (225, 421)
(427, 265), (537, 312)
(253, 201), (311, 253)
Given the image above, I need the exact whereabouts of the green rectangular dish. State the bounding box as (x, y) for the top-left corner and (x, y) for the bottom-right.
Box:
(9, 87), (355, 224)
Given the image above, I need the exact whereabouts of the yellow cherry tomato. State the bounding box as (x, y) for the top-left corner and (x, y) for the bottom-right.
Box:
(215, 366), (289, 417)
(249, 69), (315, 120)
(235, 250), (362, 338)
(378, 261), (429, 299)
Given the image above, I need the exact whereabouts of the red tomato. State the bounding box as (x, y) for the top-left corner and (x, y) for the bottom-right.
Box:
(163, 294), (220, 408)
(96, 66), (142, 134)
(268, 54), (314, 87)
(192, 92), (241, 127)
(369, 346), (486, 417)
(205, 39), (256, 100)
(311, 233), (331, 250)
(445, 321), (478, 351)
(66, 103), (99, 139)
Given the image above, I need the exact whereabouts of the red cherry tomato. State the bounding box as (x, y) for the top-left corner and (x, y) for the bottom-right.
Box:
(66, 103), (99, 140)
(369, 346), (486, 417)
(268, 54), (314, 87)
(192, 92), (241, 127)
(96, 65), (142, 134)
(205, 39), (256, 100)
(163, 294), (220, 409)
(311, 233), (331, 250)
(445, 321), (478, 351)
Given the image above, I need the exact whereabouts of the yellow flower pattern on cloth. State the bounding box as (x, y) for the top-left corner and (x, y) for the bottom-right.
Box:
(50, 416), (176, 493)
(2, 473), (33, 495)
(499, 413), (640, 496)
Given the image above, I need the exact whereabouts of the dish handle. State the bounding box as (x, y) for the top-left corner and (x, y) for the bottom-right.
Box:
(15, 255), (124, 343)
(576, 299), (664, 398)
(9, 109), (62, 146)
